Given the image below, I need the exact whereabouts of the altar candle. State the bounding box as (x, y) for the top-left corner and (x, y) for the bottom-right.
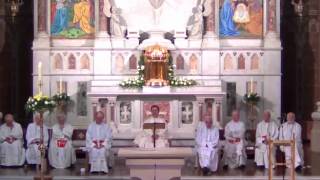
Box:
(38, 61), (42, 82)
(59, 76), (63, 94)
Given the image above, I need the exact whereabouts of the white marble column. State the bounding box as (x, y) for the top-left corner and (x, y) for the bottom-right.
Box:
(196, 97), (206, 122)
(203, 0), (219, 48)
(106, 97), (116, 125)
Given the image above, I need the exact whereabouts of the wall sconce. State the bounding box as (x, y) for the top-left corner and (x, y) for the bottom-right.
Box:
(291, 0), (303, 17)
(6, 0), (24, 18)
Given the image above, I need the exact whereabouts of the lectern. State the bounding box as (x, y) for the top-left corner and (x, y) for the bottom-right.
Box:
(268, 139), (296, 180)
(143, 122), (166, 148)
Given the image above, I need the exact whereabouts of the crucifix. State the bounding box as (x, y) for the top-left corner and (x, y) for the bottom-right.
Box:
(121, 105), (131, 123)
(149, 0), (165, 26)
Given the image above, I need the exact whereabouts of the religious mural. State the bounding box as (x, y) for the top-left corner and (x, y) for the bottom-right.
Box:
(119, 102), (132, 124)
(219, 0), (263, 38)
(143, 102), (170, 123)
(51, 0), (95, 39)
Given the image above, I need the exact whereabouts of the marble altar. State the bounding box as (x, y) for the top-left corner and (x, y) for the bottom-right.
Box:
(32, 0), (282, 146)
(118, 147), (193, 180)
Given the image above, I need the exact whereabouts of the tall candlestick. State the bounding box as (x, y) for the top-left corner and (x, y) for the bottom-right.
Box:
(38, 62), (43, 94)
(59, 76), (63, 94)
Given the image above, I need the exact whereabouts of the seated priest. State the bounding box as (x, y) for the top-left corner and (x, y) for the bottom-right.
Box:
(255, 111), (279, 169)
(280, 112), (304, 170)
(48, 113), (76, 169)
(26, 113), (49, 165)
(222, 110), (247, 169)
(134, 105), (169, 148)
(86, 111), (112, 173)
(0, 114), (25, 166)
(196, 114), (219, 175)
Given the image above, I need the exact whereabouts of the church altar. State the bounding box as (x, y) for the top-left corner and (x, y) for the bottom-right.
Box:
(118, 147), (193, 180)
(31, 0), (282, 145)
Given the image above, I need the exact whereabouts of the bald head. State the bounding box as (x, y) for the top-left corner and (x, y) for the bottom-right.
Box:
(287, 112), (295, 124)
(232, 110), (240, 122)
(263, 111), (271, 122)
(57, 113), (66, 125)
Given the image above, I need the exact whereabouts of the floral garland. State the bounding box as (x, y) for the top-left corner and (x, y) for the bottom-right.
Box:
(119, 55), (197, 88)
(25, 93), (56, 113)
(52, 93), (72, 104)
(243, 93), (260, 105)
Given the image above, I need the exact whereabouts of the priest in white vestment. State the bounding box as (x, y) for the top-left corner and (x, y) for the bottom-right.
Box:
(196, 114), (219, 175)
(255, 111), (279, 169)
(49, 113), (76, 168)
(0, 114), (25, 166)
(134, 105), (169, 148)
(223, 110), (247, 169)
(26, 113), (49, 165)
(280, 112), (304, 170)
(86, 111), (112, 173)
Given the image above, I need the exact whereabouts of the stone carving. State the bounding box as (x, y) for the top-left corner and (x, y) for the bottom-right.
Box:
(224, 53), (233, 70)
(182, 102), (193, 124)
(77, 82), (88, 116)
(238, 54), (245, 70)
(104, 1), (127, 37)
(250, 53), (259, 70)
(187, 3), (204, 39)
(80, 54), (90, 70)
(149, 0), (165, 25)
(120, 102), (132, 124)
(68, 54), (76, 69)
(54, 54), (63, 69)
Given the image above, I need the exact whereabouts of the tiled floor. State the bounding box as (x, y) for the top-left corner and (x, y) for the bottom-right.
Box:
(0, 144), (319, 180)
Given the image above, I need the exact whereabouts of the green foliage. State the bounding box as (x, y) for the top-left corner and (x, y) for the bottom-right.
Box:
(243, 93), (260, 105)
(25, 94), (56, 113)
(59, 28), (86, 39)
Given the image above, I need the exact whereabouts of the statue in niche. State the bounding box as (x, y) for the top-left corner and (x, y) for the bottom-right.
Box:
(176, 54), (185, 70)
(250, 53), (259, 70)
(54, 54), (63, 69)
(120, 102), (131, 124)
(189, 54), (198, 73)
(224, 53), (233, 70)
(68, 54), (76, 69)
(115, 54), (125, 72)
(80, 54), (90, 69)
(187, 4), (204, 39)
(77, 82), (87, 116)
(238, 54), (245, 70)
(129, 54), (137, 70)
(104, 1), (127, 38)
(182, 102), (193, 124)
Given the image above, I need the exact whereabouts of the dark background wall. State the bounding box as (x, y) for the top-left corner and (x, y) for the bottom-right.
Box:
(0, 0), (33, 125)
(0, 0), (319, 125)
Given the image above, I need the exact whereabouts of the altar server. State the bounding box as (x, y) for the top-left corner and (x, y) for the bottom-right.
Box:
(86, 111), (112, 173)
(255, 111), (279, 169)
(0, 114), (25, 166)
(196, 114), (220, 175)
(280, 112), (304, 170)
(223, 110), (247, 169)
(49, 113), (76, 168)
(134, 105), (169, 148)
(26, 113), (49, 165)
